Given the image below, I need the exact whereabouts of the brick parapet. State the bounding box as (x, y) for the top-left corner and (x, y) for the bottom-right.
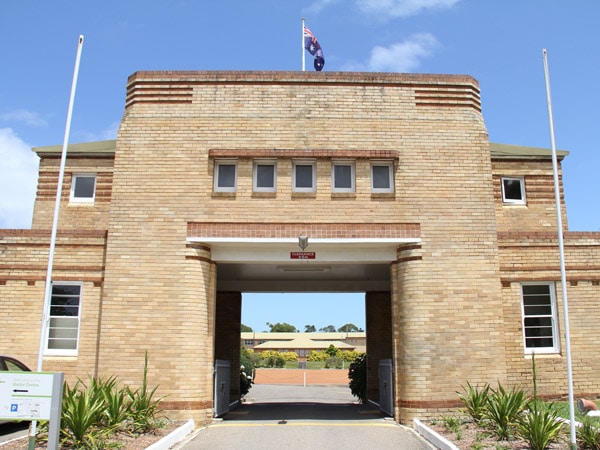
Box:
(188, 222), (420, 239)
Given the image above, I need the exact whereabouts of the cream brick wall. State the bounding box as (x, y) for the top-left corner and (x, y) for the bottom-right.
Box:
(2, 71), (599, 425)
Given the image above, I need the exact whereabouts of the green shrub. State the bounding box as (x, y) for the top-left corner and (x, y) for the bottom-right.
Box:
(126, 353), (164, 434)
(484, 383), (528, 440)
(348, 353), (367, 403)
(307, 350), (328, 362)
(61, 380), (109, 448)
(577, 416), (600, 449)
(457, 381), (490, 424)
(280, 351), (299, 362)
(340, 350), (363, 362)
(516, 402), (566, 450)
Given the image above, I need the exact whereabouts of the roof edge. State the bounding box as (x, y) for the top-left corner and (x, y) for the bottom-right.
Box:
(490, 142), (569, 160)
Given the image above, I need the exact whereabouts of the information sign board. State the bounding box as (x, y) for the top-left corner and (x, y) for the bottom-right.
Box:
(0, 372), (55, 420)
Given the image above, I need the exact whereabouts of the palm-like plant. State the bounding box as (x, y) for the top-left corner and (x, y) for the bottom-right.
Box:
(61, 381), (109, 447)
(457, 381), (490, 424)
(577, 416), (600, 449)
(484, 383), (528, 440)
(516, 402), (566, 450)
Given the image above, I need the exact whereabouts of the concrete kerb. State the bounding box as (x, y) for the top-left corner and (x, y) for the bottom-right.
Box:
(145, 419), (195, 450)
(413, 419), (460, 450)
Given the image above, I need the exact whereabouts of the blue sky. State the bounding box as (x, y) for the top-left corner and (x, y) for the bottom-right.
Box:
(1, 1), (598, 331)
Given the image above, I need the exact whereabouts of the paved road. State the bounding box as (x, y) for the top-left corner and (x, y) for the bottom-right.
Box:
(176, 385), (434, 450)
(0, 422), (28, 444)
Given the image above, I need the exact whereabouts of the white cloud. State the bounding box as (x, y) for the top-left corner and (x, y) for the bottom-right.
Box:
(344, 33), (438, 72)
(79, 121), (119, 142)
(306, 0), (460, 17)
(0, 109), (48, 127)
(0, 128), (39, 229)
(304, 0), (342, 14)
(356, 0), (461, 17)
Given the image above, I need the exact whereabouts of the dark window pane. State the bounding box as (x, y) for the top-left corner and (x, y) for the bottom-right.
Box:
(295, 165), (313, 188)
(523, 304), (552, 316)
(503, 179), (523, 200)
(526, 337), (554, 348)
(334, 165), (352, 189)
(372, 166), (390, 189)
(256, 165), (275, 188)
(524, 317), (553, 329)
(74, 176), (95, 198)
(218, 165), (236, 188)
(523, 285), (550, 296)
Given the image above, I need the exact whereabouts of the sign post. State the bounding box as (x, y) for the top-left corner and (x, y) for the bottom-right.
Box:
(0, 372), (63, 450)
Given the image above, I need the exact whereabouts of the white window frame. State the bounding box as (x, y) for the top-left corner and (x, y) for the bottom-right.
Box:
(501, 176), (526, 205)
(45, 282), (83, 356)
(520, 282), (560, 354)
(293, 160), (316, 193)
(253, 160), (277, 193)
(371, 161), (394, 193)
(332, 160), (355, 193)
(70, 173), (97, 203)
(214, 159), (237, 192)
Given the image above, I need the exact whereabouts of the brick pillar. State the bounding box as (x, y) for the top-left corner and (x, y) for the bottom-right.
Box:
(365, 291), (393, 403)
(214, 291), (242, 400)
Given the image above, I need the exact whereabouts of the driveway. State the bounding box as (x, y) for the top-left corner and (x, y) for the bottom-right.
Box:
(176, 384), (434, 450)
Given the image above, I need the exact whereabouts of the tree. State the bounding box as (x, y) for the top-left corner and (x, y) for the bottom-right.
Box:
(304, 324), (316, 332)
(325, 344), (340, 357)
(240, 323), (253, 332)
(266, 322), (298, 332)
(319, 325), (336, 332)
(337, 323), (360, 333)
(348, 353), (367, 403)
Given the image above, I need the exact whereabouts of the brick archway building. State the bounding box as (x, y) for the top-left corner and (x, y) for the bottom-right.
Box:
(2, 71), (599, 424)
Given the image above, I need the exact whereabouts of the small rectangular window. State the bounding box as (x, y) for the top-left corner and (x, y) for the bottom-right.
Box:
(332, 161), (355, 193)
(293, 160), (316, 192)
(214, 160), (237, 192)
(46, 283), (82, 355)
(371, 161), (394, 193)
(521, 283), (559, 354)
(70, 174), (96, 203)
(502, 177), (526, 204)
(253, 160), (276, 192)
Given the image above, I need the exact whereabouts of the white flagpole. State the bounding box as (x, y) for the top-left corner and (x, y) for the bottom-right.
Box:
(543, 48), (576, 449)
(302, 18), (306, 71)
(29, 34), (84, 450)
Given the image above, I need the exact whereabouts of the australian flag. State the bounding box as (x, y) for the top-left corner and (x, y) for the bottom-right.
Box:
(304, 25), (325, 71)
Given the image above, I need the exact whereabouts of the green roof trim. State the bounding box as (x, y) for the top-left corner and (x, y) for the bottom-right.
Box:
(32, 140), (568, 161)
(33, 139), (117, 155)
(490, 142), (568, 160)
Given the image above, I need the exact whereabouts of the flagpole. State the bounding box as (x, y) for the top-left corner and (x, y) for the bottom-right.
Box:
(29, 34), (84, 450)
(302, 18), (306, 71)
(543, 48), (576, 449)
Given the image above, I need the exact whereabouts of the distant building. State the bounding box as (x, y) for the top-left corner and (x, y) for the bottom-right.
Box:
(241, 332), (366, 360)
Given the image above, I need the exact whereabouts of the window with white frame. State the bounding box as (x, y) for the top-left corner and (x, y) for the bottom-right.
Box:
(371, 161), (394, 193)
(46, 283), (82, 355)
(332, 160), (355, 193)
(501, 177), (526, 205)
(214, 160), (237, 192)
(293, 160), (316, 192)
(253, 160), (276, 192)
(520, 283), (559, 354)
(70, 174), (96, 203)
